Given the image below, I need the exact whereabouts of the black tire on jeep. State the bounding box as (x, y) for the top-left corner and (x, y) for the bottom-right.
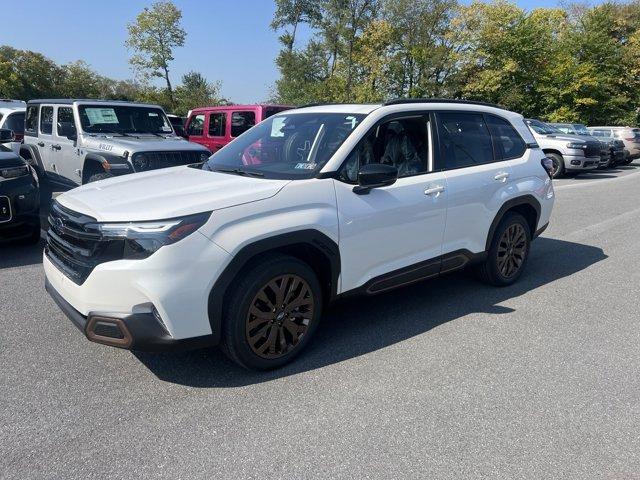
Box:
(221, 254), (323, 370)
(87, 172), (114, 183)
(545, 152), (565, 178)
(476, 212), (531, 287)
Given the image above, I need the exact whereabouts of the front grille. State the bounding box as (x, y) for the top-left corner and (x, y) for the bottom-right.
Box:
(45, 202), (124, 285)
(131, 150), (204, 172)
(585, 142), (601, 158)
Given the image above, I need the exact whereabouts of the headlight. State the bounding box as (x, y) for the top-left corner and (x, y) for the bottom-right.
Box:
(0, 165), (30, 179)
(566, 142), (586, 149)
(86, 212), (211, 259)
(199, 151), (211, 162)
(132, 153), (150, 172)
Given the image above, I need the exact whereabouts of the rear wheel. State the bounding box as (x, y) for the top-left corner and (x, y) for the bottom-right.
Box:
(476, 212), (531, 287)
(545, 153), (565, 178)
(221, 254), (323, 370)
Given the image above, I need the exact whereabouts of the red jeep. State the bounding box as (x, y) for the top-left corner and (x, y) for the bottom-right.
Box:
(185, 104), (292, 152)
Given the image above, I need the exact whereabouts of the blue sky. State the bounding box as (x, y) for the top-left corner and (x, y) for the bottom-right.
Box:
(6, 0), (576, 104)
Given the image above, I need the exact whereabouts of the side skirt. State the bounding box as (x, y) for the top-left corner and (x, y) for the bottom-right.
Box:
(339, 249), (487, 299)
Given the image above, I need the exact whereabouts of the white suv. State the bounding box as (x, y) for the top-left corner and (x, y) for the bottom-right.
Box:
(44, 100), (555, 370)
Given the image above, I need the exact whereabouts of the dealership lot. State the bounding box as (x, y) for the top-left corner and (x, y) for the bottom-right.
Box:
(2, 165), (640, 478)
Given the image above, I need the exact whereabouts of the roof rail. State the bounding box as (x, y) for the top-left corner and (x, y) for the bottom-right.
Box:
(383, 98), (505, 109)
(296, 102), (327, 109)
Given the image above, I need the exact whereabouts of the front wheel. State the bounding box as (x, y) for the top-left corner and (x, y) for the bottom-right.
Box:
(476, 212), (531, 287)
(221, 254), (323, 370)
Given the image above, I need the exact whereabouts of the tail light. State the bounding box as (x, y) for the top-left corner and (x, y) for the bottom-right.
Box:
(541, 157), (554, 179)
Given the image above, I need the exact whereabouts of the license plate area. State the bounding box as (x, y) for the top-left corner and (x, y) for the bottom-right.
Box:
(0, 196), (11, 223)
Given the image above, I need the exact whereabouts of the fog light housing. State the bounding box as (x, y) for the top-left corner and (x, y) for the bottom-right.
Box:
(86, 316), (133, 347)
(570, 160), (581, 166)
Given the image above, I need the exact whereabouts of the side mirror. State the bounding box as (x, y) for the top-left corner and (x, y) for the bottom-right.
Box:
(353, 163), (398, 195)
(0, 129), (15, 143)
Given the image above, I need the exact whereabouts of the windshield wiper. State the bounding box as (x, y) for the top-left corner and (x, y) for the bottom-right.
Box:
(131, 130), (165, 137)
(213, 167), (264, 178)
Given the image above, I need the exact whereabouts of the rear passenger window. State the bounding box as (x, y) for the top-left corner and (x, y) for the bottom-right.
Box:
(208, 113), (226, 137)
(486, 115), (526, 160)
(186, 114), (204, 136)
(25, 105), (38, 134)
(40, 106), (53, 135)
(231, 111), (256, 137)
(437, 112), (493, 169)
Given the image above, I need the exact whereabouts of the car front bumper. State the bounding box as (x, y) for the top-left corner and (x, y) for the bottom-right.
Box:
(0, 177), (40, 241)
(43, 229), (231, 350)
(563, 155), (600, 171)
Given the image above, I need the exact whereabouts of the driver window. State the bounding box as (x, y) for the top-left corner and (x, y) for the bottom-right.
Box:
(56, 107), (76, 138)
(340, 116), (429, 183)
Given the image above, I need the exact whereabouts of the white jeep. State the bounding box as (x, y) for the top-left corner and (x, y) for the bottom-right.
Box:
(21, 99), (210, 187)
(44, 99), (555, 370)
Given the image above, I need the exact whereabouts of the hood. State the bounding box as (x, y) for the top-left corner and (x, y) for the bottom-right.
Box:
(56, 166), (290, 222)
(81, 134), (209, 158)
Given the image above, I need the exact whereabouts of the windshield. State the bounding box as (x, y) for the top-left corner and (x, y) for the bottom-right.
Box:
(78, 105), (173, 135)
(527, 119), (561, 135)
(203, 112), (366, 179)
(573, 124), (590, 135)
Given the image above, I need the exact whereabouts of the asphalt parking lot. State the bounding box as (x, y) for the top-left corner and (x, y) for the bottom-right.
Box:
(2, 164), (640, 479)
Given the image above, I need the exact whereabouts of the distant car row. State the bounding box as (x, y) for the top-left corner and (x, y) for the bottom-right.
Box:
(525, 118), (638, 178)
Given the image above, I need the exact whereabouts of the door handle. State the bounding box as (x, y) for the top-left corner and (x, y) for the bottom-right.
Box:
(494, 172), (510, 182)
(37, 142), (45, 147)
(424, 185), (445, 196)
(51, 144), (61, 151)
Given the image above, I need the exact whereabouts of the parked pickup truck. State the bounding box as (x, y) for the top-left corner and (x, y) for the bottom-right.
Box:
(185, 104), (292, 153)
(20, 99), (211, 186)
(548, 122), (621, 168)
(525, 119), (601, 178)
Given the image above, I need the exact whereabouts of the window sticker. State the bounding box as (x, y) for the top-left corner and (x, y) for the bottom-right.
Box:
(161, 125), (172, 132)
(85, 108), (118, 124)
(295, 162), (316, 170)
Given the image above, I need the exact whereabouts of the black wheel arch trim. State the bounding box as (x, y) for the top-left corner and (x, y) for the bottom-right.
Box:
(485, 194), (541, 251)
(19, 144), (44, 171)
(207, 229), (340, 345)
(83, 153), (132, 182)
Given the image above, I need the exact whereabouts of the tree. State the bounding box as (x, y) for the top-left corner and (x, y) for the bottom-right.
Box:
(173, 71), (223, 116)
(271, 0), (321, 52)
(126, 1), (186, 106)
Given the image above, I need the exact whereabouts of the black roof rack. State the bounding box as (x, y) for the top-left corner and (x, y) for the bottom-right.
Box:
(296, 102), (327, 109)
(27, 98), (151, 105)
(383, 98), (505, 110)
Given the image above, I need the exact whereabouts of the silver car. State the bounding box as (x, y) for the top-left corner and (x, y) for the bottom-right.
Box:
(525, 119), (600, 178)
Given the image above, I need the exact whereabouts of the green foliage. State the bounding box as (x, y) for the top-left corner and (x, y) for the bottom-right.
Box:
(272, 0), (640, 125)
(126, 1), (186, 105)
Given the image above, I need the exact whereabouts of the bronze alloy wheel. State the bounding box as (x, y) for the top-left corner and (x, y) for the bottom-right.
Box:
(245, 274), (315, 359)
(496, 223), (527, 278)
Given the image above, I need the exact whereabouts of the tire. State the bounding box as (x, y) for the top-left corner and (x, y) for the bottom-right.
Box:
(545, 153), (565, 178)
(476, 212), (531, 287)
(221, 254), (323, 370)
(87, 172), (114, 183)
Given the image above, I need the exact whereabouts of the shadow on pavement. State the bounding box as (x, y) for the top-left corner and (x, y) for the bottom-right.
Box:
(135, 236), (607, 388)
